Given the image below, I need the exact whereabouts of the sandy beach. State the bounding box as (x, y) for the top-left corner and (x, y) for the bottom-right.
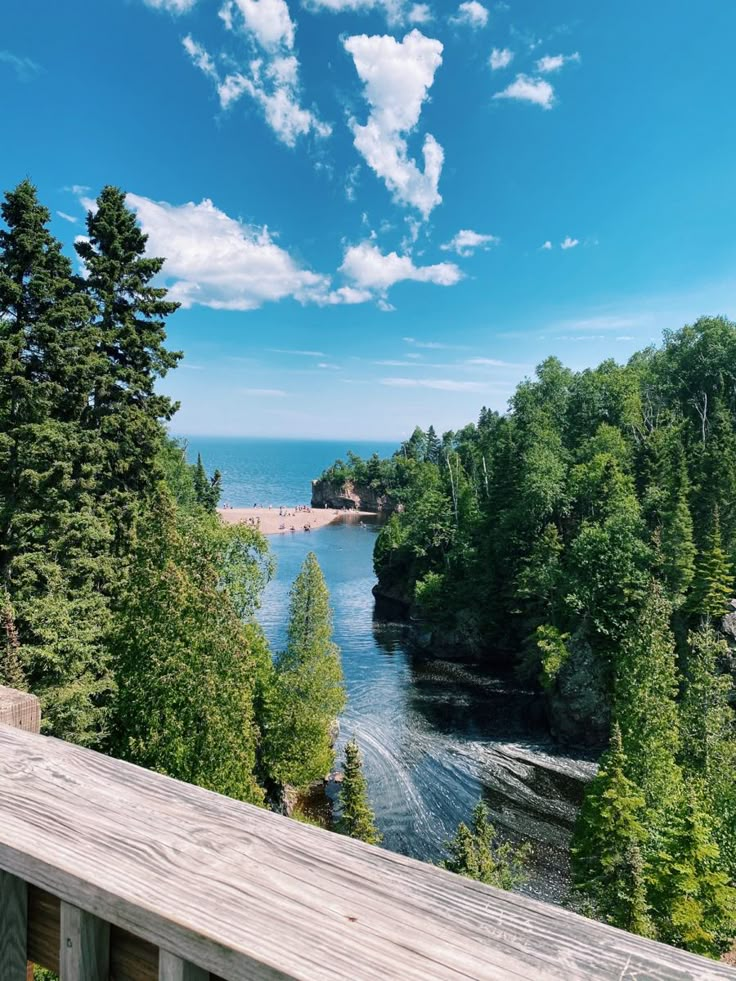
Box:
(218, 506), (372, 535)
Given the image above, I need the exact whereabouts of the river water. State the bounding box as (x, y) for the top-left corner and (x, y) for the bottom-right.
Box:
(186, 436), (596, 903)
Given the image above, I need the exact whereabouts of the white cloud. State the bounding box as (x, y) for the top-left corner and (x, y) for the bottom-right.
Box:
(489, 47), (513, 70)
(307, 0), (407, 25)
(126, 193), (331, 310)
(269, 349), (326, 356)
(451, 1), (488, 28)
(494, 74), (554, 109)
(183, 4), (330, 146)
(441, 228), (499, 256)
(561, 236), (579, 250)
(408, 4), (432, 23)
(536, 52), (580, 74)
(403, 336), (448, 348)
(541, 240), (552, 250)
(381, 377), (484, 391)
(56, 211), (78, 224)
(143, 0), (196, 12)
(340, 241), (462, 291)
(466, 357), (511, 366)
(344, 30), (444, 218)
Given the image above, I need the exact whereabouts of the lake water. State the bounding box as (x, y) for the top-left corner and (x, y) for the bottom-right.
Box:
(184, 436), (595, 902)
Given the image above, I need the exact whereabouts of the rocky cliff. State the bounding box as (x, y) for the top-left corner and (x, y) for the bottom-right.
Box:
(311, 478), (399, 513)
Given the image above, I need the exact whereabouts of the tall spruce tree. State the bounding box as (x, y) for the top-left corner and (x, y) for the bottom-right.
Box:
(0, 180), (114, 742)
(613, 580), (683, 822)
(571, 725), (655, 937)
(337, 739), (381, 844)
(680, 624), (736, 875)
(690, 508), (734, 620)
(75, 186), (181, 543)
(263, 552), (346, 789)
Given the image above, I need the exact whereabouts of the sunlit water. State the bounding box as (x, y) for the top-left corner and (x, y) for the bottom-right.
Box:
(185, 437), (596, 903)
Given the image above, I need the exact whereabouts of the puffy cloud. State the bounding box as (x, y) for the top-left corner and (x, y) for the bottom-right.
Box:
(143, 0), (196, 12)
(536, 52), (580, 74)
(306, 0), (408, 25)
(344, 30), (444, 218)
(408, 4), (432, 23)
(183, 3), (330, 146)
(340, 241), (462, 291)
(489, 47), (513, 70)
(561, 236), (579, 250)
(494, 73), (554, 109)
(441, 228), (499, 256)
(451, 1), (488, 28)
(541, 240), (552, 250)
(126, 193), (332, 310)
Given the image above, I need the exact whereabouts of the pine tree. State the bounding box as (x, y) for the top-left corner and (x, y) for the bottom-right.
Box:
(613, 580), (683, 821)
(75, 186), (181, 542)
(263, 553), (346, 789)
(443, 801), (531, 890)
(690, 508), (734, 620)
(660, 447), (696, 606)
(571, 725), (655, 936)
(108, 490), (266, 803)
(0, 589), (26, 690)
(426, 425), (442, 465)
(337, 739), (381, 844)
(680, 624), (736, 875)
(648, 790), (736, 958)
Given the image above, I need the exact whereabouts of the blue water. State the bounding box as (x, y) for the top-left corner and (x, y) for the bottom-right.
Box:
(184, 437), (594, 902)
(180, 436), (397, 508)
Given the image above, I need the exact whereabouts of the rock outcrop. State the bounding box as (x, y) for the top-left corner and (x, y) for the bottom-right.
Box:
(311, 478), (399, 513)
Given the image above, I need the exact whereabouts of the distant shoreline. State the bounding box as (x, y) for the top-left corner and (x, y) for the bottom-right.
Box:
(218, 506), (373, 535)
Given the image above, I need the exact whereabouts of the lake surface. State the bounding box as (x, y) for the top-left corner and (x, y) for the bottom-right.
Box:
(185, 436), (595, 903)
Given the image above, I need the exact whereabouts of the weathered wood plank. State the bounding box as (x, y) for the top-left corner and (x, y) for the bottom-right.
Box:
(60, 902), (110, 980)
(0, 686), (40, 733)
(0, 869), (28, 981)
(0, 725), (733, 981)
(159, 949), (209, 981)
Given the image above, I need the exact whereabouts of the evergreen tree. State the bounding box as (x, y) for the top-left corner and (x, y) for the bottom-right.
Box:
(648, 790), (736, 958)
(75, 186), (181, 542)
(0, 180), (114, 743)
(108, 490), (267, 803)
(680, 624), (736, 874)
(690, 508), (734, 619)
(425, 425), (442, 465)
(659, 446), (696, 606)
(571, 726), (655, 936)
(263, 553), (346, 789)
(337, 738), (381, 845)
(614, 580), (683, 821)
(0, 589), (26, 690)
(443, 801), (531, 890)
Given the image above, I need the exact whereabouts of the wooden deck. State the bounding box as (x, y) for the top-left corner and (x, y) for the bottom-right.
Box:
(0, 691), (735, 979)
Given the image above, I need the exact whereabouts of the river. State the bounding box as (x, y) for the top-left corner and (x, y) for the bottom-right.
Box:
(187, 436), (596, 904)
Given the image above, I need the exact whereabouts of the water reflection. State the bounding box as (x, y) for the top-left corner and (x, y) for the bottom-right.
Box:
(258, 519), (595, 903)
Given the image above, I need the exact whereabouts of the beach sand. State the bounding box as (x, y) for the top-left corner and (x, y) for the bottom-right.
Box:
(218, 506), (372, 535)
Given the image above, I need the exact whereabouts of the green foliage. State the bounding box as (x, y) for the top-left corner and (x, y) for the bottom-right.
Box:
(108, 490), (268, 803)
(535, 624), (571, 691)
(263, 552), (346, 789)
(572, 726), (655, 937)
(337, 738), (381, 845)
(0, 588), (26, 690)
(648, 790), (736, 957)
(690, 508), (734, 619)
(442, 801), (531, 890)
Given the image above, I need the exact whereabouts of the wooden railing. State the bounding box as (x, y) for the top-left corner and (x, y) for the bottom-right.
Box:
(0, 685), (734, 980)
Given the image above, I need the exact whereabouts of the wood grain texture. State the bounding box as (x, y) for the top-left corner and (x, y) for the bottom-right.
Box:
(0, 686), (41, 733)
(0, 725), (733, 981)
(60, 901), (110, 980)
(159, 950), (209, 981)
(0, 869), (29, 981)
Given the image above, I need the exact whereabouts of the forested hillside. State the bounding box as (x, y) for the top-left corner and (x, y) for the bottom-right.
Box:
(320, 317), (736, 953)
(0, 180), (344, 809)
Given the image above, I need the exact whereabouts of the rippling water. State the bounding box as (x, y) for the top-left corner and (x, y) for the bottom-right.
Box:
(184, 436), (596, 903)
(258, 518), (596, 904)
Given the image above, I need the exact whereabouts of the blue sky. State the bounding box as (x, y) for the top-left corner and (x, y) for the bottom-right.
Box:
(3, 0), (736, 440)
